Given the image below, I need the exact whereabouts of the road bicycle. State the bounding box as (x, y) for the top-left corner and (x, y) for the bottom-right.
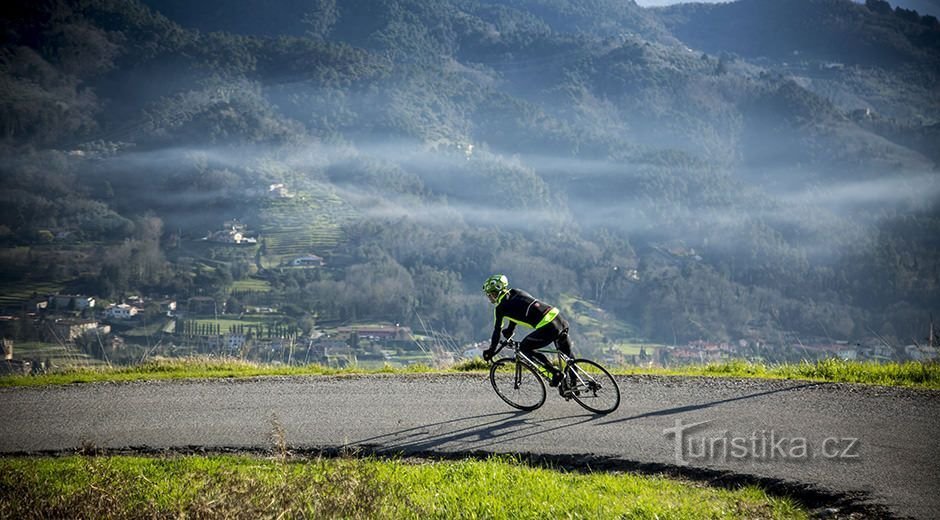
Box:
(488, 338), (620, 414)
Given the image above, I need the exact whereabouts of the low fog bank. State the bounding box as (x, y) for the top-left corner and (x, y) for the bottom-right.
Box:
(78, 138), (938, 274)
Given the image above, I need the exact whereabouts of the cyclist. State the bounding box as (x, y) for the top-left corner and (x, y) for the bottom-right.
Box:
(481, 274), (572, 387)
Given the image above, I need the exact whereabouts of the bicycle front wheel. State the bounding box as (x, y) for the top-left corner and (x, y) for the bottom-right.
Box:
(489, 358), (546, 411)
(565, 359), (620, 414)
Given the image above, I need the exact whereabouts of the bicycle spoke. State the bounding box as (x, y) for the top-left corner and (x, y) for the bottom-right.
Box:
(490, 358), (546, 411)
(564, 359), (620, 414)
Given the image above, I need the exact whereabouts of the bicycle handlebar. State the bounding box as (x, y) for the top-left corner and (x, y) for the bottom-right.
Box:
(488, 339), (519, 359)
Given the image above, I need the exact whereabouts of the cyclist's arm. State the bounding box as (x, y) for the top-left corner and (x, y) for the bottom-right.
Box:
(490, 309), (505, 350)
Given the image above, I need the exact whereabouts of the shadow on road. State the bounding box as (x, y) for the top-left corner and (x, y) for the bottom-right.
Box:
(347, 382), (824, 456)
(352, 409), (603, 453)
(599, 382), (823, 426)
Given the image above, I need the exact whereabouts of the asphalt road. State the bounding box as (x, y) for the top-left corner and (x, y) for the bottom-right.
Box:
(1, 374), (938, 519)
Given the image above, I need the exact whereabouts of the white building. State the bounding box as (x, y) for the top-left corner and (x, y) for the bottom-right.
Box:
(104, 303), (138, 319)
(204, 225), (257, 245)
(226, 334), (247, 350)
(290, 254), (324, 267)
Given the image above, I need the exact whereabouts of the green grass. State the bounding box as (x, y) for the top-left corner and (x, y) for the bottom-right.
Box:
(0, 357), (435, 387)
(0, 454), (807, 519)
(2, 356), (937, 390)
(617, 358), (940, 389)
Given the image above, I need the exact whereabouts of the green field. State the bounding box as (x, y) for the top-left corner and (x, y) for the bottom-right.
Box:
(608, 343), (660, 356)
(119, 319), (175, 337)
(188, 314), (289, 333)
(191, 317), (275, 328)
(193, 313), (286, 324)
(0, 454), (807, 519)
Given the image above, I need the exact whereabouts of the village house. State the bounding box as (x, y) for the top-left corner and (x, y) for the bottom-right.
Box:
(268, 183), (293, 198)
(25, 297), (48, 313)
(157, 299), (177, 316)
(904, 344), (939, 361)
(203, 220), (257, 245)
(337, 324), (413, 341)
(225, 333), (247, 351)
(0, 358), (31, 376)
(48, 318), (100, 342)
(104, 303), (139, 320)
(290, 254), (325, 267)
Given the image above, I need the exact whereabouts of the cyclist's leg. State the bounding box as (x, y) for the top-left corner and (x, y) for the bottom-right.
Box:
(520, 322), (563, 377)
(553, 316), (573, 358)
(550, 317), (578, 392)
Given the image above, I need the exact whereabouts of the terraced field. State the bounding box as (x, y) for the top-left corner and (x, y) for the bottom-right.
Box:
(0, 280), (69, 310)
(257, 186), (357, 267)
(557, 295), (637, 343)
(229, 278), (272, 293)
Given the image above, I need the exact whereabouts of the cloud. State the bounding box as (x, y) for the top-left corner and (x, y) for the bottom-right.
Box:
(776, 173), (940, 211)
(329, 183), (562, 230)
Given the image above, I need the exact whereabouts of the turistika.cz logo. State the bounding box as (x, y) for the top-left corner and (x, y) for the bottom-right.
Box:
(662, 419), (860, 465)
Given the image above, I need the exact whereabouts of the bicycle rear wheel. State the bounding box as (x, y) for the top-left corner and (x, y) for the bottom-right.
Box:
(489, 358), (546, 411)
(564, 359), (620, 414)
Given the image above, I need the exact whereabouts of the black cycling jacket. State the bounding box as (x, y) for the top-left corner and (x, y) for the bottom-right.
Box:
(490, 288), (558, 349)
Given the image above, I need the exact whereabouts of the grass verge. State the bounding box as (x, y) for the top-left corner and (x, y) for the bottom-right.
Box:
(0, 454), (807, 519)
(614, 358), (940, 390)
(0, 357), (436, 388)
(2, 356), (937, 390)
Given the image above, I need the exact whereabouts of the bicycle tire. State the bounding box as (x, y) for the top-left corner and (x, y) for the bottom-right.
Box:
(564, 359), (620, 414)
(489, 358), (546, 411)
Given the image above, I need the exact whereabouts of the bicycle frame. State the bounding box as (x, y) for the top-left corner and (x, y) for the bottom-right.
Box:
(496, 339), (570, 381)
(496, 339), (599, 395)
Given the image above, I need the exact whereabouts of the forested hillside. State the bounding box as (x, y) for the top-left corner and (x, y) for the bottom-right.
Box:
(1, 0), (937, 356)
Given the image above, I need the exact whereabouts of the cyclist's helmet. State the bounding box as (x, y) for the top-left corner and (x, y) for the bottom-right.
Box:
(483, 274), (509, 297)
